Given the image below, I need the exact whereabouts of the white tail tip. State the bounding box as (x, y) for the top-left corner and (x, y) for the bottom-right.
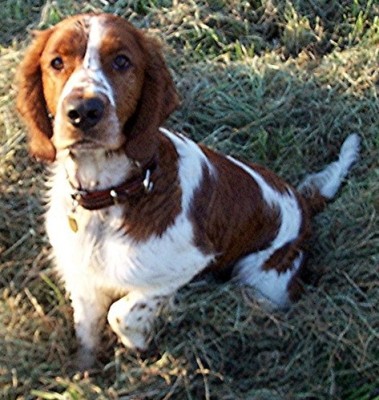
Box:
(339, 133), (361, 171)
(299, 134), (360, 200)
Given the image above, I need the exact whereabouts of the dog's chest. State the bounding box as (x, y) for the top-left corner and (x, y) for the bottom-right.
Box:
(46, 187), (214, 295)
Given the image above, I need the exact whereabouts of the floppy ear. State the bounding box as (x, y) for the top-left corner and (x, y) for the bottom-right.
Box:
(124, 35), (180, 163)
(16, 28), (56, 162)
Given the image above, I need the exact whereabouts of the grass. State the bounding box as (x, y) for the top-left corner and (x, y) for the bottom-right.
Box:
(1, 0), (378, 399)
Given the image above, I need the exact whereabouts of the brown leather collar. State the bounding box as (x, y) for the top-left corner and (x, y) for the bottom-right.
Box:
(70, 159), (157, 211)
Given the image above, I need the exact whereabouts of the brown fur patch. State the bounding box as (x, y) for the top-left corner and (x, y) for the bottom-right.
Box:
(122, 133), (182, 242)
(190, 147), (282, 273)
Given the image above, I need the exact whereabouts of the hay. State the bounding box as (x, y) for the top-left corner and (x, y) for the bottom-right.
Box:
(1, 1), (378, 399)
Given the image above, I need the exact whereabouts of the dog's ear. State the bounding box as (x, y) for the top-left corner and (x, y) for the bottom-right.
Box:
(16, 28), (56, 162)
(124, 35), (180, 163)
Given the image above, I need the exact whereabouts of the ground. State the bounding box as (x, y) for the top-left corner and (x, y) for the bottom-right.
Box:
(0, 1), (378, 399)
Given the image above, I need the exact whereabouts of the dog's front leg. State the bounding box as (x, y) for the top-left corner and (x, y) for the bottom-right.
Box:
(69, 290), (111, 370)
(107, 292), (169, 352)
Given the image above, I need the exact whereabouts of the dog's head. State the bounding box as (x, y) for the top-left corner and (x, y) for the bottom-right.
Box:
(16, 13), (179, 162)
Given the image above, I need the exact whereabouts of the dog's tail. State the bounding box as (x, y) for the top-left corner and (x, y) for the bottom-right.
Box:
(298, 133), (360, 215)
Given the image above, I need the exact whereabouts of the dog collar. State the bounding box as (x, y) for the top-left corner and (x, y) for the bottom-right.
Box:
(69, 159), (156, 212)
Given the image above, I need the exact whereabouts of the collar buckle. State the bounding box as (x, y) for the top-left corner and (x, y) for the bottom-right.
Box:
(110, 189), (120, 205)
(143, 168), (154, 193)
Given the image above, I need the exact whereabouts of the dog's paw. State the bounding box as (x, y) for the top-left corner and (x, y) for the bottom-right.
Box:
(67, 347), (97, 373)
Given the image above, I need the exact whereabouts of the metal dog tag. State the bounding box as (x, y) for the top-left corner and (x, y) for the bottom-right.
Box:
(68, 199), (79, 233)
(68, 214), (78, 233)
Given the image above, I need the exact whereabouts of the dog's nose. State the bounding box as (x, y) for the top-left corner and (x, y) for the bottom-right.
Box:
(66, 97), (105, 130)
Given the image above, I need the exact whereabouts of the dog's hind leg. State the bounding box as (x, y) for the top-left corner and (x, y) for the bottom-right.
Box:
(233, 248), (305, 310)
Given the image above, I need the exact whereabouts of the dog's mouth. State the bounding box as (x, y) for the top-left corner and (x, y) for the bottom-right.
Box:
(69, 139), (102, 150)
(53, 134), (104, 152)
(53, 121), (126, 153)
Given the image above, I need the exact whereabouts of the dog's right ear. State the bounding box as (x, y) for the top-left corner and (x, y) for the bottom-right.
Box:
(16, 28), (56, 162)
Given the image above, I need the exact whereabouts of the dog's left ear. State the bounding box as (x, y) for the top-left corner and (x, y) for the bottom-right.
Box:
(124, 35), (180, 163)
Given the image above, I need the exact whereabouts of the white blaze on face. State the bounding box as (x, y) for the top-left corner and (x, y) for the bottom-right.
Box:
(80, 17), (116, 106)
(83, 17), (103, 70)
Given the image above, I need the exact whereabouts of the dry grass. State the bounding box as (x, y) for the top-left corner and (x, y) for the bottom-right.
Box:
(1, 1), (378, 399)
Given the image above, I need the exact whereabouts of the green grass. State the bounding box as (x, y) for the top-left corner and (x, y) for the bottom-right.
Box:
(1, 0), (378, 399)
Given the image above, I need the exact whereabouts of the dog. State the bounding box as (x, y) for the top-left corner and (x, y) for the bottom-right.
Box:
(16, 13), (360, 369)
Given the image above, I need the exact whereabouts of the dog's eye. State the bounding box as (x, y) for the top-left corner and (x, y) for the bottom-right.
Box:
(112, 54), (130, 71)
(51, 56), (64, 71)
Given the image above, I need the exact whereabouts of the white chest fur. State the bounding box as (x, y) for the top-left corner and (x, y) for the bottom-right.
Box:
(46, 199), (213, 296)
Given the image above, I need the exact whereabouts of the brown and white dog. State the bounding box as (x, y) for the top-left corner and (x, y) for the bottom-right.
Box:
(16, 13), (359, 369)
